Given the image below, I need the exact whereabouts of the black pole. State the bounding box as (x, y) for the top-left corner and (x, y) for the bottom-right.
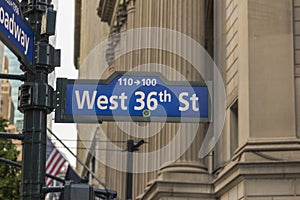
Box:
(19, 1), (59, 199)
(0, 157), (65, 183)
(41, 186), (64, 194)
(0, 157), (22, 168)
(126, 140), (134, 200)
(0, 132), (24, 140)
(125, 139), (145, 200)
(0, 73), (26, 81)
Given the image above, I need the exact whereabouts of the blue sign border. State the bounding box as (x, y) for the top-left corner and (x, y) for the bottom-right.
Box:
(55, 71), (212, 123)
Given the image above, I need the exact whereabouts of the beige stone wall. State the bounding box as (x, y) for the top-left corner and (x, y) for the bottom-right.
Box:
(219, 181), (244, 200)
(101, 0), (211, 199)
(248, 0), (295, 139)
(214, 0), (242, 171)
(294, 0), (300, 138)
(75, 0), (110, 69)
(216, 0), (297, 166)
(225, 0), (239, 107)
(74, 0), (300, 199)
(75, 0), (110, 176)
(216, 0), (300, 199)
(245, 179), (300, 199)
(220, 179), (300, 200)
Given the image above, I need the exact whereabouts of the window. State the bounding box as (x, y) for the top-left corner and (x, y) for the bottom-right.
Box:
(230, 100), (238, 156)
(92, 156), (96, 174)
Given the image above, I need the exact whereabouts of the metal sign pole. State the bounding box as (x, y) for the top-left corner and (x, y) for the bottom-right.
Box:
(126, 140), (134, 200)
(125, 140), (145, 200)
(18, 1), (59, 199)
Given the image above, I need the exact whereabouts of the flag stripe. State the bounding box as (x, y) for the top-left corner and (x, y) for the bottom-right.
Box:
(46, 159), (65, 186)
(46, 150), (62, 174)
(46, 150), (59, 173)
(46, 150), (59, 170)
(46, 160), (65, 185)
(46, 136), (66, 186)
(48, 156), (65, 175)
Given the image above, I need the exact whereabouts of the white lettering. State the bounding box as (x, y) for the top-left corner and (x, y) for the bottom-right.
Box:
(14, 22), (21, 41)
(147, 92), (158, 111)
(119, 92), (128, 110)
(179, 92), (189, 111)
(9, 13), (13, 34)
(190, 94), (199, 111)
(0, 6), (31, 56)
(134, 91), (145, 110)
(75, 90), (97, 109)
(20, 30), (25, 46)
(25, 36), (30, 55)
(109, 96), (118, 110)
(4, 12), (9, 29)
(0, 8), (4, 24)
(97, 95), (108, 110)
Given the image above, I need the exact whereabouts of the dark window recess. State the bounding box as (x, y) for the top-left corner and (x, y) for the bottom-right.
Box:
(230, 100), (238, 156)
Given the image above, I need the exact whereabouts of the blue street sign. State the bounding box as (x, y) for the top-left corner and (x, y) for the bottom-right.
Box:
(0, 0), (34, 66)
(55, 71), (211, 123)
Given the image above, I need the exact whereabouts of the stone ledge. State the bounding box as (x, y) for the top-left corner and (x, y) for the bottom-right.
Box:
(137, 180), (214, 200)
(214, 161), (300, 196)
(137, 162), (213, 200)
(98, 0), (117, 24)
(233, 139), (300, 161)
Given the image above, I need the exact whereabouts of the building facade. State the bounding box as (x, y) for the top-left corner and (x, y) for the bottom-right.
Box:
(0, 53), (18, 134)
(74, 0), (300, 199)
(4, 48), (24, 131)
(0, 51), (20, 159)
(0, 56), (15, 126)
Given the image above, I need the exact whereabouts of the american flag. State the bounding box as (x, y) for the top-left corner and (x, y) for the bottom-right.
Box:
(46, 136), (66, 186)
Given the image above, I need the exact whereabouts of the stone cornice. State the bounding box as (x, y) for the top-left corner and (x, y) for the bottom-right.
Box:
(232, 138), (300, 161)
(213, 160), (300, 196)
(97, 0), (117, 25)
(137, 180), (215, 200)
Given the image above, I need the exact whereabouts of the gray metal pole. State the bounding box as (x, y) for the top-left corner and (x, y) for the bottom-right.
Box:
(125, 139), (145, 200)
(19, 1), (58, 199)
(21, 108), (47, 199)
(126, 140), (134, 200)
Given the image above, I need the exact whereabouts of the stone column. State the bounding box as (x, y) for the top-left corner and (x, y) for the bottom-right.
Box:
(128, 0), (214, 199)
(102, 0), (214, 199)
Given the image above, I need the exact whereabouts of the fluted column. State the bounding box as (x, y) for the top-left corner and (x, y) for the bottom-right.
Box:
(101, 0), (212, 199)
(128, 0), (212, 198)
